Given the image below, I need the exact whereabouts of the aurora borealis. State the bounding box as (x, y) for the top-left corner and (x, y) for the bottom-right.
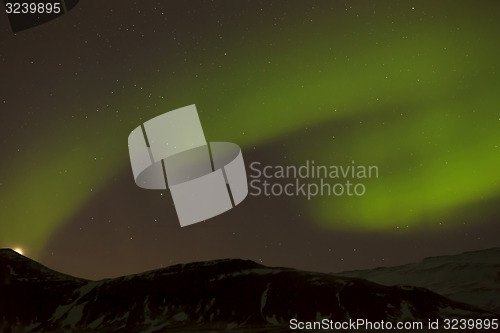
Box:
(1, 1), (499, 279)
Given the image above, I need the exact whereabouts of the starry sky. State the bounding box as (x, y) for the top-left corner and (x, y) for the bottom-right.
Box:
(0, 0), (499, 280)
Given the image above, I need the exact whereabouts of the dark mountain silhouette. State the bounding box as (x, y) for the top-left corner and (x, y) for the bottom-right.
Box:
(0, 249), (498, 332)
(336, 248), (500, 314)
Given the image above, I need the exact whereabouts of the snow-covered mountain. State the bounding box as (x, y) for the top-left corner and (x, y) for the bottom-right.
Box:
(0, 248), (498, 332)
(336, 248), (500, 314)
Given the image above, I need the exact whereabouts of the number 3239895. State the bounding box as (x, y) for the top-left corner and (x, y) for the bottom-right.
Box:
(5, 2), (62, 14)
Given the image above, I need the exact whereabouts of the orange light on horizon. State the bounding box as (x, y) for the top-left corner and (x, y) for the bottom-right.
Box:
(13, 247), (24, 255)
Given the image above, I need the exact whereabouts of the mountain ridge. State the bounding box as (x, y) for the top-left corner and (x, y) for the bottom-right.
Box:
(336, 247), (500, 314)
(1, 248), (498, 332)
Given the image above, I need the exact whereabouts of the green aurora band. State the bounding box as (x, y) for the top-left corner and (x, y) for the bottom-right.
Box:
(1, 2), (499, 254)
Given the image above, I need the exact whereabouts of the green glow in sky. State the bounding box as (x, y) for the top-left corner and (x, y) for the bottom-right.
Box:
(1, 2), (499, 254)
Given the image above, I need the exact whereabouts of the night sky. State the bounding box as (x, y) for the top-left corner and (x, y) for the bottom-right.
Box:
(1, 1), (499, 280)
